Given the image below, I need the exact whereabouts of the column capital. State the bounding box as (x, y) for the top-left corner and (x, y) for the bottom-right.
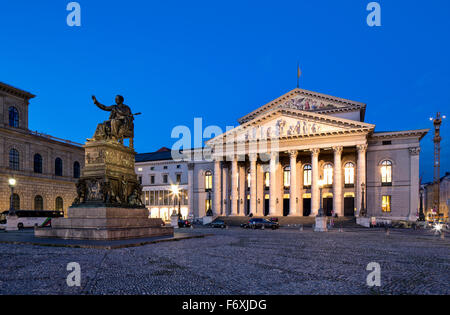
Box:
(310, 148), (320, 156)
(333, 146), (343, 155)
(357, 144), (368, 153)
(289, 150), (298, 159)
(409, 147), (421, 156)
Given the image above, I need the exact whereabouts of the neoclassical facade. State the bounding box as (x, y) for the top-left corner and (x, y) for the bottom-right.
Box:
(0, 82), (84, 213)
(180, 88), (427, 221)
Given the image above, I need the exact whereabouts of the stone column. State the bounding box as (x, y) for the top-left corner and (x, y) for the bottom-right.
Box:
(289, 150), (298, 216)
(249, 153), (258, 216)
(230, 156), (238, 216)
(356, 144), (368, 216)
(333, 146), (343, 217)
(187, 163), (195, 217)
(213, 159), (222, 216)
(269, 152), (278, 216)
(310, 148), (320, 216)
(409, 147), (421, 221)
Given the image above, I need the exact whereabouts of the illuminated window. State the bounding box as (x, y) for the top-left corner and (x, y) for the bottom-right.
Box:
(55, 197), (63, 211)
(9, 149), (20, 170)
(247, 171), (251, 189)
(264, 172), (270, 188)
(205, 171), (212, 190)
(382, 195), (391, 212)
(381, 160), (392, 185)
(344, 162), (355, 185)
(303, 165), (312, 186)
(283, 166), (291, 188)
(205, 199), (211, 212)
(323, 163), (333, 185)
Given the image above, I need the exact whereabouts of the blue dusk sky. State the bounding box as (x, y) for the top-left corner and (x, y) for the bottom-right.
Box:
(1, 0), (449, 182)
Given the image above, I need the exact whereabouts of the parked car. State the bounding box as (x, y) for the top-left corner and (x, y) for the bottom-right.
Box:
(178, 219), (192, 228)
(241, 218), (279, 230)
(209, 219), (227, 229)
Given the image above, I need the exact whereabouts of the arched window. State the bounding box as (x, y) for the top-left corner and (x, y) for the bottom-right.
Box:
(11, 194), (20, 210)
(55, 158), (63, 176)
(303, 165), (312, 186)
(283, 166), (291, 188)
(73, 161), (80, 178)
(323, 163), (333, 185)
(34, 154), (43, 174)
(9, 149), (19, 170)
(205, 170), (212, 190)
(344, 162), (355, 185)
(55, 197), (64, 211)
(34, 195), (44, 210)
(381, 160), (392, 185)
(8, 106), (19, 128)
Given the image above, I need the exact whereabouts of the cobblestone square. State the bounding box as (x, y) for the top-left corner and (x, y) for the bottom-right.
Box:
(0, 227), (448, 295)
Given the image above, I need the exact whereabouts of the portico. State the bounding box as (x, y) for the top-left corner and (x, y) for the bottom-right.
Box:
(207, 93), (375, 217)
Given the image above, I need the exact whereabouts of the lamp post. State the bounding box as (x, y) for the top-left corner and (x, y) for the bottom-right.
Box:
(419, 187), (425, 221)
(171, 184), (179, 216)
(318, 179), (324, 217)
(360, 182), (367, 217)
(8, 178), (17, 216)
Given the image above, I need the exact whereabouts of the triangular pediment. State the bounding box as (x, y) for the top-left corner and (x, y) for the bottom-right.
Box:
(238, 88), (366, 124)
(207, 107), (375, 145)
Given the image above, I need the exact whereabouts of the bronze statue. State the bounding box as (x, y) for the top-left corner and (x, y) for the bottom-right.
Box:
(91, 95), (135, 146)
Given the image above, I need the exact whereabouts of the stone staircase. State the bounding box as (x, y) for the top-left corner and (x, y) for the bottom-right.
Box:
(216, 216), (358, 228)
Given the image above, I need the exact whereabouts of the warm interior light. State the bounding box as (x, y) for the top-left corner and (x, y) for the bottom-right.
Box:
(8, 178), (16, 187)
(171, 184), (179, 196)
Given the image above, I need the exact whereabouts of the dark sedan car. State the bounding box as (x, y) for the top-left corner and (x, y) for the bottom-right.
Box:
(241, 218), (279, 230)
(178, 219), (192, 228)
(209, 219), (227, 229)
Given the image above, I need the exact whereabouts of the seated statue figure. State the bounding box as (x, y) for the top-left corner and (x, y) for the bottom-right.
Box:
(91, 95), (134, 145)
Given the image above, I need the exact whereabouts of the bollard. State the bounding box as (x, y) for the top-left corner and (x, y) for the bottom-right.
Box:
(299, 225), (303, 231)
(339, 228), (343, 233)
(190, 225), (194, 229)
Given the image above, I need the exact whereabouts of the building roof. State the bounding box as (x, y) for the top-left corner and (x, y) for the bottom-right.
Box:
(136, 147), (175, 162)
(0, 82), (36, 99)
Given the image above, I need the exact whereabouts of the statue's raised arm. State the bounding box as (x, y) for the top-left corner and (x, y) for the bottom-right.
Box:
(92, 95), (113, 111)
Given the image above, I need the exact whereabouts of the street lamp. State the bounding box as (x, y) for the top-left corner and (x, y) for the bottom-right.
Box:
(318, 179), (324, 217)
(360, 182), (367, 217)
(8, 178), (17, 216)
(171, 184), (180, 216)
(419, 187), (425, 221)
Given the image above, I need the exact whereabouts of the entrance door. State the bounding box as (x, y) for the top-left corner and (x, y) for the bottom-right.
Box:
(323, 197), (333, 216)
(283, 198), (290, 217)
(303, 198), (311, 216)
(264, 198), (270, 216)
(344, 197), (355, 217)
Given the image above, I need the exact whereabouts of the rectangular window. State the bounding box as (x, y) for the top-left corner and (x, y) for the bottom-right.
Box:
(177, 165), (181, 169)
(163, 166), (168, 170)
(150, 167), (155, 171)
(163, 174), (168, 184)
(138, 176), (142, 185)
(382, 195), (391, 212)
(150, 175), (155, 184)
(176, 173), (181, 184)
(264, 172), (270, 188)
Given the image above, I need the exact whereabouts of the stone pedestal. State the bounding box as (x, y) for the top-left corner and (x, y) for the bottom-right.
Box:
(6, 215), (19, 231)
(35, 207), (173, 240)
(170, 214), (179, 229)
(314, 216), (328, 232)
(356, 217), (371, 228)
